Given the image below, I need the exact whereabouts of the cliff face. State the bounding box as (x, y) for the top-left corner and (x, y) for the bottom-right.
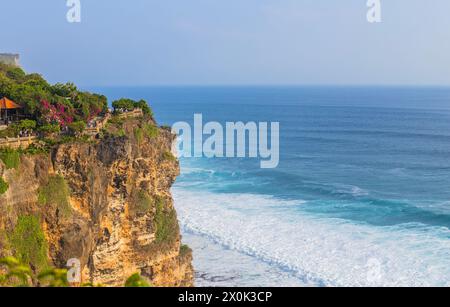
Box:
(0, 118), (194, 286)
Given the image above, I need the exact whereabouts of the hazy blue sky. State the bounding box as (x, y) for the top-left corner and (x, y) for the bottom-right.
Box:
(1, 0), (450, 86)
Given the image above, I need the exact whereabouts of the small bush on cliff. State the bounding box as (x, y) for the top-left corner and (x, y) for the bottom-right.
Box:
(8, 216), (48, 273)
(131, 190), (153, 215)
(124, 273), (151, 287)
(162, 151), (177, 162)
(0, 147), (21, 169)
(134, 127), (144, 145)
(155, 197), (178, 244)
(38, 268), (69, 287)
(180, 244), (191, 257)
(38, 175), (72, 217)
(0, 177), (9, 195)
(144, 123), (158, 139)
(1, 256), (152, 287)
(0, 256), (33, 287)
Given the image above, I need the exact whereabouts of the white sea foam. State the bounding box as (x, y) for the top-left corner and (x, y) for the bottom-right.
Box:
(173, 187), (450, 287)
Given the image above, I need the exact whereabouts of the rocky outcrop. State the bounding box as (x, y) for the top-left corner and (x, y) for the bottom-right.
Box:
(0, 117), (193, 286)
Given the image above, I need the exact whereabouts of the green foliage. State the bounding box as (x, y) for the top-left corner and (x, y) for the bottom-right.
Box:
(155, 197), (178, 244)
(68, 120), (86, 135)
(38, 175), (72, 217)
(0, 177), (9, 195)
(180, 244), (191, 257)
(107, 115), (124, 128)
(38, 123), (60, 135)
(131, 190), (153, 214)
(0, 256), (152, 287)
(124, 273), (151, 287)
(0, 147), (21, 169)
(134, 127), (144, 144)
(0, 256), (32, 287)
(112, 98), (153, 117)
(112, 98), (135, 113)
(162, 151), (177, 162)
(38, 268), (69, 287)
(134, 99), (153, 117)
(8, 216), (48, 273)
(18, 119), (36, 131)
(143, 123), (158, 139)
(0, 64), (107, 129)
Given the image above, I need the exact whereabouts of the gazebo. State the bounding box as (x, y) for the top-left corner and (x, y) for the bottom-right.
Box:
(0, 97), (24, 125)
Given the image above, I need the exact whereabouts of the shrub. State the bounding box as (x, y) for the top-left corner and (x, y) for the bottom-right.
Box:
(0, 256), (32, 287)
(131, 190), (153, 215)
(38, 175), (71, 217)
(0, 177), (8, 195)
(68, 121), (86, 136)
(180, 244), (191, 257)
(38, 123), (60, 136)
(143, 123), (158, 139)
(155, 197), (178, 244)
(162, 151), (177, 162)
(38, 268), (69, 287)
(0, 148), (21, 169)
(18, 119), (37, 131)
(134, 127), (144, 145)
(8, 216), (48, 272)
(124, 273), (151, 287)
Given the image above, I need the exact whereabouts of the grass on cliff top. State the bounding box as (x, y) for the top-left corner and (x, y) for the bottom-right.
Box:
(0, 148), (21, 169)
(8, 215), (49, 273)
(0, 177), (8, 195)
(38, 175), (72, 217)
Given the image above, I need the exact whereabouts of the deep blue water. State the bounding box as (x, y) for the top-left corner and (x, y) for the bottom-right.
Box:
(94, 86), (450, 286)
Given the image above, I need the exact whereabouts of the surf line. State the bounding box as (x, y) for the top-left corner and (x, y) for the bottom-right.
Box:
(171, 114), (279, 169)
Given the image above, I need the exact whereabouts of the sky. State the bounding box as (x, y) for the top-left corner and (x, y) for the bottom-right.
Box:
(1, 0), (450, 86)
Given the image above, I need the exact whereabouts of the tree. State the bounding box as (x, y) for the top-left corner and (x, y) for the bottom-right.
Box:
(19, 119), (37, 132)
(112, 98), (135, 113)
(134, 99), (153, 116)
(68, 121), (86, 136)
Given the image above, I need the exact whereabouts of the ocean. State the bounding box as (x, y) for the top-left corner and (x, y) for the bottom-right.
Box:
(94, 86), (450, 287)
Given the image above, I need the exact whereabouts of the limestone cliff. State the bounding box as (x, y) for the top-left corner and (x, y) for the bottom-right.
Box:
(0, 117), (193, 286)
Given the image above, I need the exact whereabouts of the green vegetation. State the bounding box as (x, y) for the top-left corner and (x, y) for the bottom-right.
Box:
(8, 216), (48, 273)
(112, 98), (153, 116)
(134, 127), (144, 144)
(68, 120), (86, 136)
(0, 256), (32, 287)
(0, 256), (151, 287)
(124, 273), (152, 287)
(0, 64), (108, 129)
(144, 123), (158, 139)
(37, 268), (69, 287)
(131, 190), (153, 215)
(180, 244), (191, 257)
(155, 197), (178, 244)
(0, 119), (37, 139)
(162, 151), (177, 162)
(0, 147), (21, 169)
(38, 175), (71, 217)
(0, 177), (8, 195)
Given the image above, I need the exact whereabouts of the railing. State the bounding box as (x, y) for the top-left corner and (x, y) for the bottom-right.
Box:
(0, 135), (38, 149)
(84, 113), (112, 136)
(117, 109), (143, 119)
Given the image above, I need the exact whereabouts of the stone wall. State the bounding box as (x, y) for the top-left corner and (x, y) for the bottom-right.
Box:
(0, 53), (20, 67)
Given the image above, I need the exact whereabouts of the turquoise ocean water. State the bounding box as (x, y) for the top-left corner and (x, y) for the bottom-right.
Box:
(94, 86), (450, 286)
